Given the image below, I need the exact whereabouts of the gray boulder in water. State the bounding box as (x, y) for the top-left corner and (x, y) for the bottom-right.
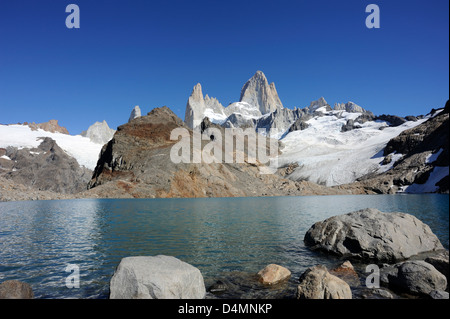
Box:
(109, 255), (206, 299)
(381, 260), (447, 297)
(304, 208), (444, 262)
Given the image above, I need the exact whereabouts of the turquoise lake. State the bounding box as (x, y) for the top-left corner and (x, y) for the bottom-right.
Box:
(0, 194), (448, 299)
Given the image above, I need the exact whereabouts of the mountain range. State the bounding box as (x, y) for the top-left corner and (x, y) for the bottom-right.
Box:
(0, 71), (448, 201)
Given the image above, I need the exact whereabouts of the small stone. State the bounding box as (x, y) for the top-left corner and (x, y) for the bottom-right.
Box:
(257, 264), (291, 285)
(0, 280), (34, 299)
(429, 290), (449, 299)
(360, 288), (395, 299)
(208, 280), (228, 294)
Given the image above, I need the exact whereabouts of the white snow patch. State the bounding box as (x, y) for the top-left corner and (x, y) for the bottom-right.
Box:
(404, 166), (449, 193)
(0, 125), (103, 170)
(0, 155), (11, 161)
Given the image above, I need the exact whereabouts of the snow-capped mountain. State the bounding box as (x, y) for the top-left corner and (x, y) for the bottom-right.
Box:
(0, 71), (447, 200)
(184, 71), (373, 138)
(185, 71), (283, 130)
(183, 71), (448, 192)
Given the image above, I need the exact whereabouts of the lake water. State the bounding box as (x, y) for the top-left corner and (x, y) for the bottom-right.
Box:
(0, 194), (448, 299)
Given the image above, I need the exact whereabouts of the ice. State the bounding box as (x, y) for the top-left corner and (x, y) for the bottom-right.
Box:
(278, 113), (428, 186)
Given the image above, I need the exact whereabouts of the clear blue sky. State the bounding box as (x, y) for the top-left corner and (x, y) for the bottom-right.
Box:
(0, 0), (448, 134)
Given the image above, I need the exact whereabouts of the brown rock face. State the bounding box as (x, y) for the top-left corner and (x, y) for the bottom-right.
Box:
(28, 119), (69, 134)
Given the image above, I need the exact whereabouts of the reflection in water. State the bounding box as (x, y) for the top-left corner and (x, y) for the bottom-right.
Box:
(0, 194), (448, 299)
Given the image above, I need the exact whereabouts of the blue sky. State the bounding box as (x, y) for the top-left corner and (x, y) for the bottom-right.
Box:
(0, 0), (448, 134)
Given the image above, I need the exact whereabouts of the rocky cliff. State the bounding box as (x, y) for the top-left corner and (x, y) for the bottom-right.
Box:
(26, 119), (69, 134)
(0, 137), (92, 194)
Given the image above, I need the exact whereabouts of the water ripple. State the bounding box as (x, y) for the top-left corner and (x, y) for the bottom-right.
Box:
(0, 195), (448, 298)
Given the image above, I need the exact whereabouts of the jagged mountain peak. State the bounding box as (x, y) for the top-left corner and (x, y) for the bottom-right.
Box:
(307, 97), (330, 112)
(81, 120), (115, 145)
(191, 83), (204, 100)
(334, 101), (367, 113)
(239, 71), (283, 114)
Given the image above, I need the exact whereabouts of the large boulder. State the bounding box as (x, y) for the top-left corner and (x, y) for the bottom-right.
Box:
(304, 208), (444, 262)
(109, 255), (206, 299)
(296, 265), (352, 299)
(0, 280), (34, 299)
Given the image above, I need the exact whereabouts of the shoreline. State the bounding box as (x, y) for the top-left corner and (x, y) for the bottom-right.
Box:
(1, 175), (448, 203)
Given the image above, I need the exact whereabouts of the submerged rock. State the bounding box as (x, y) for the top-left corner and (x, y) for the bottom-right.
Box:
(109, 255), (206, 299)
(359, 288), (394, 299)
(304, 208), (444, 263)
(208, 280), (228, 294)
(330, 260), (360, 287)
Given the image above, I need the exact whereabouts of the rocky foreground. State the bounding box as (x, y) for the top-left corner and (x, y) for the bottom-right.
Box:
(109, 209), (449, 300)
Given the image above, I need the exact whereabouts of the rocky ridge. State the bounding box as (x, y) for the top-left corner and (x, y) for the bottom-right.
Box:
(337, 105), (449, 194)
(0, 137), (92, 194)
(24, 119), (69, 134)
